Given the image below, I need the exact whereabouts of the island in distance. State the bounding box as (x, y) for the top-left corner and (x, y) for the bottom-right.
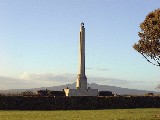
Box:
(0, 82), (159, 96)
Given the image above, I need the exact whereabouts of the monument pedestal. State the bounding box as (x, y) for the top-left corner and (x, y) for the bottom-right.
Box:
(64, 88), (98, 96)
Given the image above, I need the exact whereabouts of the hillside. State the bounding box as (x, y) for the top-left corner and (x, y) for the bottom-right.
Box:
(0, 83), (159, 95)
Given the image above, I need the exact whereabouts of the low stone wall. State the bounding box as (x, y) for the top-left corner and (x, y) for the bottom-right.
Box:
(0, 96), (160, 110)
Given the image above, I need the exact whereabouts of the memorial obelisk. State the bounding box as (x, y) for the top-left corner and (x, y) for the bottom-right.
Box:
(64, 23), (98, 96)
(76, 22), (87, 90)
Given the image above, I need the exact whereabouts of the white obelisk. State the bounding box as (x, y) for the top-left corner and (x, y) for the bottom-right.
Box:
(76, 22), (87, 90)
(64, 23), (98, 96)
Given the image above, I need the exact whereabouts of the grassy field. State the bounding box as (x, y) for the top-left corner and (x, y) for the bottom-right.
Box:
(0, 108), (159, 120)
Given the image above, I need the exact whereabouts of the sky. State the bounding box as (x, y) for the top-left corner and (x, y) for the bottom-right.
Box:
(0, 0), (160, 91)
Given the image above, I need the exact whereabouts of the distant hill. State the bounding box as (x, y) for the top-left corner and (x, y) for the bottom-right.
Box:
(0, 83), (159, 95)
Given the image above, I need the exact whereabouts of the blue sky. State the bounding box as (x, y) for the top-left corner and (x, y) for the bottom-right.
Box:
(0, 0), (160, 91)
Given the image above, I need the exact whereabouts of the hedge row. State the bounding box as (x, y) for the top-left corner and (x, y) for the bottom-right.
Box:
(0, 96), (160, 110)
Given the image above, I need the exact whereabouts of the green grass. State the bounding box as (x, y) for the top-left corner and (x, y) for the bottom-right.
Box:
(0, 108), (159, 120)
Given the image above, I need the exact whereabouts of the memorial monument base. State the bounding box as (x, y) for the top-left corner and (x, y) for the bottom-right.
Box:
(64, 88), (98, 96)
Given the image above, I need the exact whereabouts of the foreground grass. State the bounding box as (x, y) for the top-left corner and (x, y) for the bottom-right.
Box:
(0, 108), (160, 120)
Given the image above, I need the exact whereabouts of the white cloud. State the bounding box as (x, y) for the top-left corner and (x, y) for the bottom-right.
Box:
(19, 72), (31, 80)
(86, 68), (110, 71)
(0, 73), (77, 90)
(19, 72), (76, 82)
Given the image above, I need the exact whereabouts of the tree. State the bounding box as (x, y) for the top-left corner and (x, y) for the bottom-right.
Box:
(133, 8), (160, 66)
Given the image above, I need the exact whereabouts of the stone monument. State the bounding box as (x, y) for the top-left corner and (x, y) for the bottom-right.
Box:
(64, 23), (98, 96)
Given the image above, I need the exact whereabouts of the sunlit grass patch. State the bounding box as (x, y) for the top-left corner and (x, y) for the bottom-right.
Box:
(0, 108), (159, 120)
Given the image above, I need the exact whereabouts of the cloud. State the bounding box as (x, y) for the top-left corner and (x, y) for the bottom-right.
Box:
(0, 73), (77, 90)
(87, 76), (131, 85)
(156, 84), (160, 89)
(0, 72), (148, 90)
(19, 72), (31, 80)
(0, 76), (27, 90)
(86, 68), (93, 70)
(86, 68), (110, 71)
(19, 72), (76, 82)
(95, 68), (110, 71)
